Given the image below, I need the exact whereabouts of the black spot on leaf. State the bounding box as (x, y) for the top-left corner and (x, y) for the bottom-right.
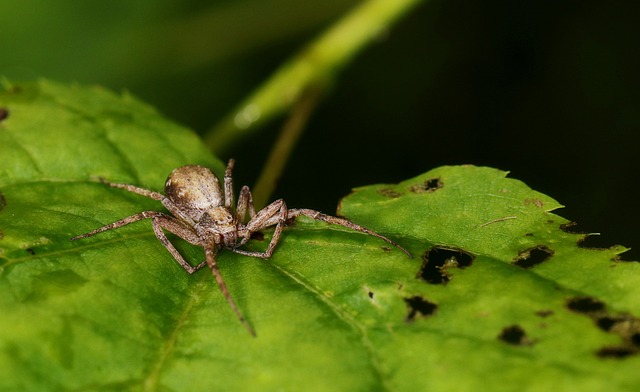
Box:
(409, 178), (443, 193)
(566, 296), (640, 358)
(0, 107), (8, 121)
(596, 316), (618, 331)
(498, 325), (534, 346)
(417, 246), (474, 284)
(566, 296), (606, 314)
(404, 296), (437, 322)
(597, 346), (636, 359)
(513, 245), (554, 268)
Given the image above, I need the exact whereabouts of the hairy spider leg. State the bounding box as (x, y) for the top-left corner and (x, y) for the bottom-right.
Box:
(150, 215), (208, 273)
(246, 208), (411, 257)
(205, 245), (256, 337)
(286, 209), (413, 258)
(235, 185), (257, 223)
(231, 181), (412, 258)
(71, 210), (166, 240)
(225, 160), (258, 224)
(224, 159), (235, 209)
(100, 179), (165, 201)
(71, 211), (208, 273)
(232, 199), (288, 258)
(100, 179), (191, 226)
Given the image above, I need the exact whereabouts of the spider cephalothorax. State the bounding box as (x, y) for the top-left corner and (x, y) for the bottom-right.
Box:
(72, 159), (411, 336)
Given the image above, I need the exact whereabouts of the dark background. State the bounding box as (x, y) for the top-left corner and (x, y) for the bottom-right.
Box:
(1, 0), (638, 259)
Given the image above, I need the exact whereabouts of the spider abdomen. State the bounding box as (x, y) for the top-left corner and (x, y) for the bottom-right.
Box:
(165, 165), (225, 220)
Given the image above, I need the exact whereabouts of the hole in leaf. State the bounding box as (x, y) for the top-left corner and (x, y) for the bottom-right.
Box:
(378, 188), (402, 198)
(577, 234), (618, 250)
(417, 246), (474, 284)
(561, 222), (630, 259)
(409, 178), (443, 193)
(498, 325), (533, 346)
(25, 248), (35, 255)
(566, 296), (606, 314)
(404, 296), (437, 322)
(368, 291), (374, 299)
(513, 245), (554, 269)
(0, 107), (8, 121)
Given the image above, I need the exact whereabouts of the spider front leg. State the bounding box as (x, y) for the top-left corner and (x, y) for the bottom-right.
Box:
(71, 211), (166, 240)
(150, 214), (208, 274)
(71, 211), (207, 274)
(235, 185), (257, 223)
(287, 208), (413, 258)
(233, 199), (288, 258)
(100, 179), (165, 201)
(225, 160), (257, 223)
(224, 159), (235, 209)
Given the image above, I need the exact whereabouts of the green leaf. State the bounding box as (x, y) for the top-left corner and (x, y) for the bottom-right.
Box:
(1, 80), (639, 391)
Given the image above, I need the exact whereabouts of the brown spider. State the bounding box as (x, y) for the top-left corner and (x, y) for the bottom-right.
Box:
(72, 159), (412, 336)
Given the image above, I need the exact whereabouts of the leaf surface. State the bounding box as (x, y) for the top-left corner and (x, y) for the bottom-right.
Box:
(1, 81), (639, 391)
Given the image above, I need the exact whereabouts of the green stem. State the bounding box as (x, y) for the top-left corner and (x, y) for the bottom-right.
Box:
(251, 86), (324, 209)
(204, 0), (425, 154)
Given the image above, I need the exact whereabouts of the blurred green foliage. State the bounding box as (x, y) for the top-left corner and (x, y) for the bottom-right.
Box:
(1, 0), (637, 258)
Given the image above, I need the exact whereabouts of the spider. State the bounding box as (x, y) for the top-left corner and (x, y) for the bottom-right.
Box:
(72, 159), (412, 336)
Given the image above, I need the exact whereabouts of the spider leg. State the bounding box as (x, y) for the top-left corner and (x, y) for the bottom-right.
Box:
(223, 159), (235, 209)
(71, 211), (208, 273)
(235, 185), (257, 223)
(232, 199), (287, 258)
(287, 208), (413, 258)
(205, 244), (256, 337)
(71, 211), (166, 240)
(100, 179), (164, 201)
(150, 215), (208, 274)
